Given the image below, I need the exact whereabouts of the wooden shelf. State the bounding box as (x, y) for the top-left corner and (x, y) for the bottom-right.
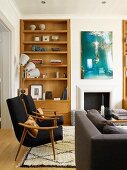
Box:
(36, 64), (67, 68)
(34, 99), (70, 102)
(25, 78), (67, 81)
(22, 51), (67, 54)
(23, 30), (67, 33)
(23, 41), (67, 45)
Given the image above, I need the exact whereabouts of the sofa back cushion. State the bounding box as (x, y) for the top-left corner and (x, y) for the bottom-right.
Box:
(87, 109), (113, 133)
(103, 124), (127, 134)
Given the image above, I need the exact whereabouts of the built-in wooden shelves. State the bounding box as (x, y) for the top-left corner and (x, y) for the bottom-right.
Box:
(122, 20), (127, 109)
(20, 19), (71, 125)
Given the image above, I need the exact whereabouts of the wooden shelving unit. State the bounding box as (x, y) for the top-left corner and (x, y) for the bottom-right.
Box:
(122, 20), (127, 109)
(20, 19), (71, 125)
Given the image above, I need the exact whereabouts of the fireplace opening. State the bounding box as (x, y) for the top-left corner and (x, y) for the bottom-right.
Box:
(84, 92), (110, 111)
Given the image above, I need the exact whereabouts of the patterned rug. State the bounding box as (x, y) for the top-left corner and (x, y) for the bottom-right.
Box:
(19, 126), (75, 168)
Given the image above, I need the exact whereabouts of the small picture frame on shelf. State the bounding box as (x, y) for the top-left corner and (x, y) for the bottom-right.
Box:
(43, 35), (50, 42)
(45, 91), (52, 99)
(30, 84), (43, 100)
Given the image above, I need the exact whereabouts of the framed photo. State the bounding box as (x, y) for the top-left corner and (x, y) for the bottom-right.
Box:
(45, 91), (52, 99)
(30, 84), (43, 100)
(43, 35), (50, 42)
(81, 31), (113, 79)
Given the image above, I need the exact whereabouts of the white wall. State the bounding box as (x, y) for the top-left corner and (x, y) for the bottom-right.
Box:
(0, 0), (20, 128)
(71, 18), (122, 110)
(0, 0), (20, 97)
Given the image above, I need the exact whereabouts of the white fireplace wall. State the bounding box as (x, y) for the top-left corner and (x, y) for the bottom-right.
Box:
(71, 18), (122, 110)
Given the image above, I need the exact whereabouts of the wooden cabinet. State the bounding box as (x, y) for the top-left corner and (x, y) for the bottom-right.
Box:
(20, 19), (71, 125)
(122, 20), (127, 109)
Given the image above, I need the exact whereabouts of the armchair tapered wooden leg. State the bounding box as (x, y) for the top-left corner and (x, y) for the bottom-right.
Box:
(15, 128), (27, 161)
(49, 129), (55, 160)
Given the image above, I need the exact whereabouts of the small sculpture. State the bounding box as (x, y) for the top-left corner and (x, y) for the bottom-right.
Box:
(39, 24), (46, 30)
(30, 24), (36, 30)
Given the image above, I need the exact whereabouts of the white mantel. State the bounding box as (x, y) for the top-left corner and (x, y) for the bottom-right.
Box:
(76, 85), (115, 110)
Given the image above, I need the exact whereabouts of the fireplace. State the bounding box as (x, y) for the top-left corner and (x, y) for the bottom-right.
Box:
(84, 92), (110, 110)
(76, 86), (114, 110)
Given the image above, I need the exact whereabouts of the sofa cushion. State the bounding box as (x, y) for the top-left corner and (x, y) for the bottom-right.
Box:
(103, 124), (127, 134)
(87, 109), (113, 133)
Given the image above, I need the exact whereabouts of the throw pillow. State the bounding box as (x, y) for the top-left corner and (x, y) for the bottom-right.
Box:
(103, 124), (127, 134)
(87, 109), (113, 133)
(24, 116), (39, 138)
(37, 107), (45, 118)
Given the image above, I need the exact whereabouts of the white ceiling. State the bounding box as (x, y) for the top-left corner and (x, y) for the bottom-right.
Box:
(13, 0), (127, 17)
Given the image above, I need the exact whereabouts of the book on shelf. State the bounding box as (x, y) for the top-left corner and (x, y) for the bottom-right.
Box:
(54, 98), (61, 100)
(50, 59), (62, 64)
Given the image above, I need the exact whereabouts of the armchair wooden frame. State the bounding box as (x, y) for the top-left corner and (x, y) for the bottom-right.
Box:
(15, 116), (58, 161)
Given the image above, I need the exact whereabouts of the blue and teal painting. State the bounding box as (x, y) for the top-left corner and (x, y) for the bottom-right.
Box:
(81, 31), (113, 79)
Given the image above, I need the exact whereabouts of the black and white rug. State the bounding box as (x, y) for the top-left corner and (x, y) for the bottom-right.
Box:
(19, 126), (75, 168)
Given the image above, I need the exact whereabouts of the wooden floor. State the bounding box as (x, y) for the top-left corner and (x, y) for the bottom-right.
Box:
(0, 129), (76, 170)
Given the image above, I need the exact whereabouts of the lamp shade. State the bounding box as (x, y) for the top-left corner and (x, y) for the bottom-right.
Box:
(28, 68), (40, 78)
(20, 54), (29, 66)
(25, 62), (36, 71)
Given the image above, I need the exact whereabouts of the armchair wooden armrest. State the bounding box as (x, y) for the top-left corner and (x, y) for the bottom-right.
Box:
(32, 111), (62, 117)
(30, 115), (58, 126)
(18, 122), (58, 130)
(31, 114), (59, 120)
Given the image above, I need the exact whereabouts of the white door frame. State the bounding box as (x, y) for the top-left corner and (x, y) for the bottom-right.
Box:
(0, 11), (15, 128)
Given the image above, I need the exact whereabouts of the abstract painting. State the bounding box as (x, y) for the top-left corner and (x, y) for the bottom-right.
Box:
(81, 31), (113, 79)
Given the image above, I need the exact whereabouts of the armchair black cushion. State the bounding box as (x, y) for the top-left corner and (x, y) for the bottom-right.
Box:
(22, 94), (63, 126)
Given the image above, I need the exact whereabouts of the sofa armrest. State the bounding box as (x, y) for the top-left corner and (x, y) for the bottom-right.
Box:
(91, 134), (127, 170)
(75, 111), (101, 170)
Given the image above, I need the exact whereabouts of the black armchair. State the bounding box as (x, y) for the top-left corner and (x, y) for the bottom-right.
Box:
(22, 94), (64, 126)
(6, 96), (63, 160)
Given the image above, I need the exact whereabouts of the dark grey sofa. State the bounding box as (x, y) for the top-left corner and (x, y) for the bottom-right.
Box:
(75, 110), (127, 170)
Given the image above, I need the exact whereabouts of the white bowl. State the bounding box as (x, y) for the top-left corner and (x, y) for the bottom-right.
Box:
(30, 24), (36, 30)
(39, 24), (46, 30)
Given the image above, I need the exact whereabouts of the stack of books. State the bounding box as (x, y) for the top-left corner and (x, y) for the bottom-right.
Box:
(50, 60), (62, 64)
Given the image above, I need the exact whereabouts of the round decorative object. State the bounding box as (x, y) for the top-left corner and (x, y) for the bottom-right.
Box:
(30, 24), (36, 30)
(51, 35), (59, 41)
(39, 24), (46, 30)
